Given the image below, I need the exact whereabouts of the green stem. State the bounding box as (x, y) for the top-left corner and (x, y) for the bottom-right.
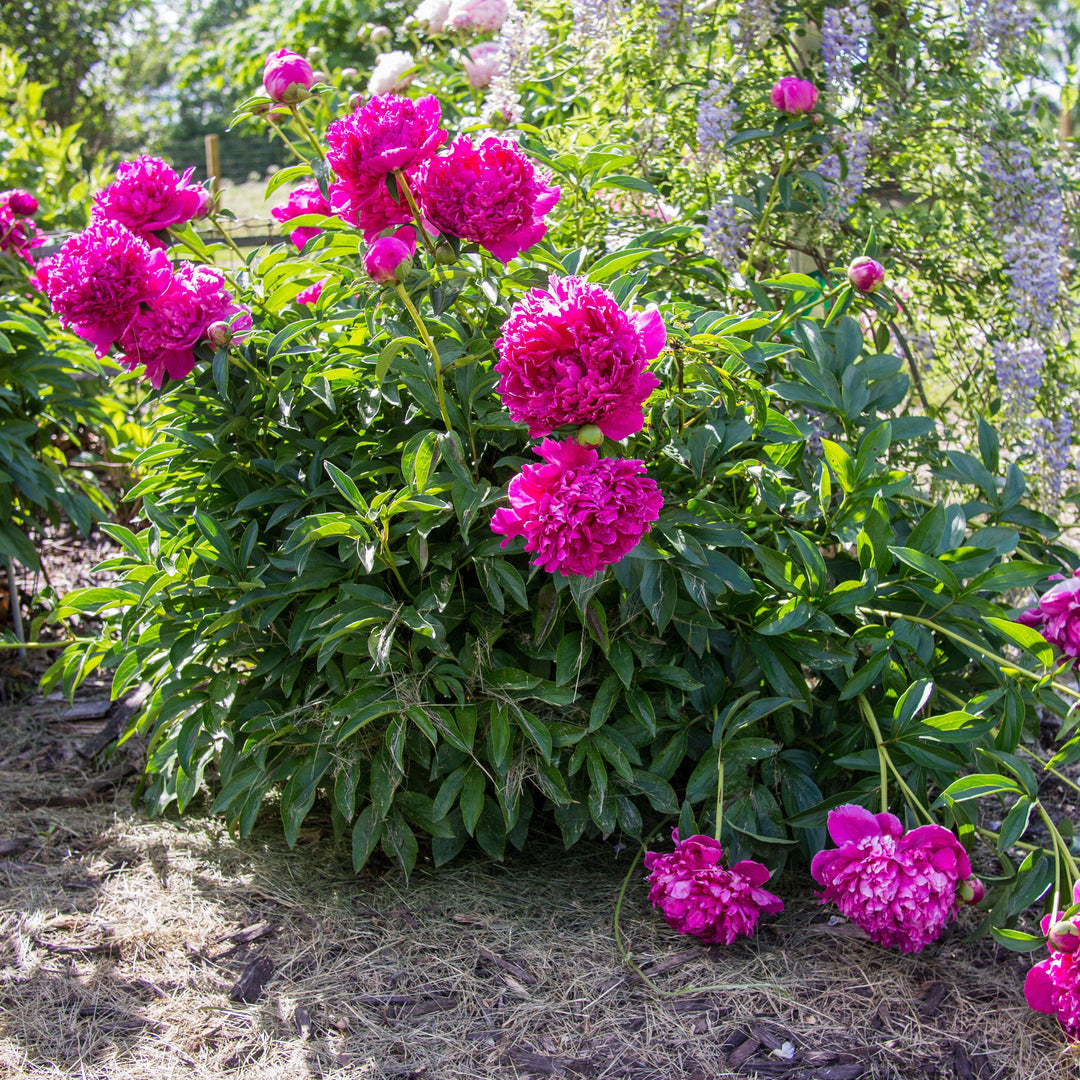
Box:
(0, 639), (90, 650)
(393, 283), (452, 433)
(206, 213), (249, 264)
(1036, 802), (1080, 882)
(288, 105), (326, 160)
(395, 171), (439, 261)
(265, 119), (311, 165)
(714, 754), (724, 843)
(864, 609), (1080, 702)
(1018, 745), (1080, 797)
(857, 693), (934, 824)
(743, 141), (794, 277)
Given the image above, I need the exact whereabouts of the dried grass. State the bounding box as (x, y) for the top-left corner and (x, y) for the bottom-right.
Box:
(0, 699), (1076, 1080)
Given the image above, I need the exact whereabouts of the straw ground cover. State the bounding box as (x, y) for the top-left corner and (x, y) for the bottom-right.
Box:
(0, 687), (1074, 1080)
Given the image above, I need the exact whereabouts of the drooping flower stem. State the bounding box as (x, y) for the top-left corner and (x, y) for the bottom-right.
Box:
(288, 105), (326, 161)
(395, 171), (439, 261)
(393, 282), (453, 433)
(858, 694), (934, 824)
(1036, 801), (1080, 882)
(714, 753), (725, 843)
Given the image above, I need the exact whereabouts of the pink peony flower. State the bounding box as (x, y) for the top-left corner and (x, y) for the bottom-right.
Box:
(770, 76), (819, 115)
(39, 220), (173, 355)
(270, 182), (358, 249)
(1018, 567), (1080, 661)
(446, 0), (508, 32)
(1026, 882), (1080, 1037)
(0, 205), (44, 264)
(263, 48), (315, 103)
(490, 438), (663, 576)
(463, 41), (501, 89)
(364, 226), (416, 283)
(91, 156), (207, 245)
(295, 278), (328, 306)
(643, 830), (784, 945)
(117, 262), (251, 388)
(847, 256), (885, 293)
(1, 189), (38, 217)
(495, 276), (664, 440)
(368, 51), (417, 95)
(419, 135), (560, 263)
(330, 178), (415, 243)
(415, 0), (451, 32)
(326, 94), (446, 185)
(810, 804), (972, 953)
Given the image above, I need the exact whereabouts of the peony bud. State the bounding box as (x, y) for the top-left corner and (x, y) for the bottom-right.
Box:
(370, 24), (392, 44)
(5, 189), (38, 216)
(957, 876), (985, 905)
(206, 321), (233, 349)
(847, 256), (886, 293)
(349, 92), (365, 112)
(306, 46), (324, 64)
(364, 226), (417, 285)
(434, 241), (458, 265)
(1049, 919), (1080, 954)
(577, 424), (605, 446)
(770, 76), (818, 115)
(311, 71), (329, 85)
(262, 49), (315, 103)
(341, 67), (359, 82)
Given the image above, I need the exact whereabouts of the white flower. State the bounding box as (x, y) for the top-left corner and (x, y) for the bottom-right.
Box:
(368, 51), (417, 96)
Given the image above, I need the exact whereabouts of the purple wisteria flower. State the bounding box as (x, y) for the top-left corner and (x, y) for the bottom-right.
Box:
(702, 201), (749, 272)
(965, 0), (1034, 59)
(482, 2), (545, 128)
(737, 0), (776, 48)
(818, 115), (876, 221)
(820, 2), (872, 92)
(696, 80), (738, 162)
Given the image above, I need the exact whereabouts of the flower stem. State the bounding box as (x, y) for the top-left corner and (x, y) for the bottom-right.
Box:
(857, 694), (934, 824)
(393, 283), (453, 433)
(265, 119), (311, 165)
(714, 753), (725, 843)
(742, 140), (793, 277)
(395, 170), (439, 261)
(288, 105), (326, 160)
(206, 213), (249, 264)
(1036, 802), (1080, 883)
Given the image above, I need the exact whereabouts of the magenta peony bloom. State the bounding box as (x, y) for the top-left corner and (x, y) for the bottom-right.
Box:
(117, 262), (251, 388)
(1018, 567), (1080, 661)
(495, 276), (664, 440)
(491, 438), (663, 576)
(91, 156), (207, 246)
(811, 804), (972, 953)
(326, 94), (446, 184)
(295, 278), (328, 306)
(0, 204), (44, 264)
(770, 76), (819, 115)
(270, 182), (358, 249)
(263, 48), (315, 103)
(463, 41), (501, 89)
(419, 135), (560, 263)
(39, 220), (173, 355)
(446, 0), (508, 32)
(1, 189), (38, 217)
(643, 830), (783, 945)
(847, 256), (885, 293)
(364, 226), (416, 283)
(1026, 882), (1080, 1037)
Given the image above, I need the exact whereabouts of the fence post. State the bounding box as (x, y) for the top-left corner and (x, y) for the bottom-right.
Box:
(205, 133), (222, 196)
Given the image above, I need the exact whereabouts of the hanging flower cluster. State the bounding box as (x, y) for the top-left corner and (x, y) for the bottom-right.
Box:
(36, 157), (249, 384)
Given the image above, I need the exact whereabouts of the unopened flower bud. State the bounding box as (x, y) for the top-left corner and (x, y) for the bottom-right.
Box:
(577, 424), (604, 446)
(770, 76), (818, 115)
(311, 70), (329, 85)
(434, 241), (457, 265)
(206, 321), (233, 349)
(370, 24), (392, 44)
(356, 26), (370, 43)
(1049, 919), (1080, 954)
(957, 876), (984, 905)
(6, 189), (38, 217)
(262, 48), (315, 104)
(847, 256), (885, 294)
(364, 227), (417, 285)
(349, 92), (365, 111)
(341, 67), (359, 82)
(306, 46), (323, 64)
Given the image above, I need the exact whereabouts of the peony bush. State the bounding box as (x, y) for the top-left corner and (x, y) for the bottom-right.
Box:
(32, 0), (1080, 1043)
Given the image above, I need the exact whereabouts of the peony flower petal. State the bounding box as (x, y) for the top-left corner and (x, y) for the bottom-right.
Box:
(826, 804), (884, 846)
